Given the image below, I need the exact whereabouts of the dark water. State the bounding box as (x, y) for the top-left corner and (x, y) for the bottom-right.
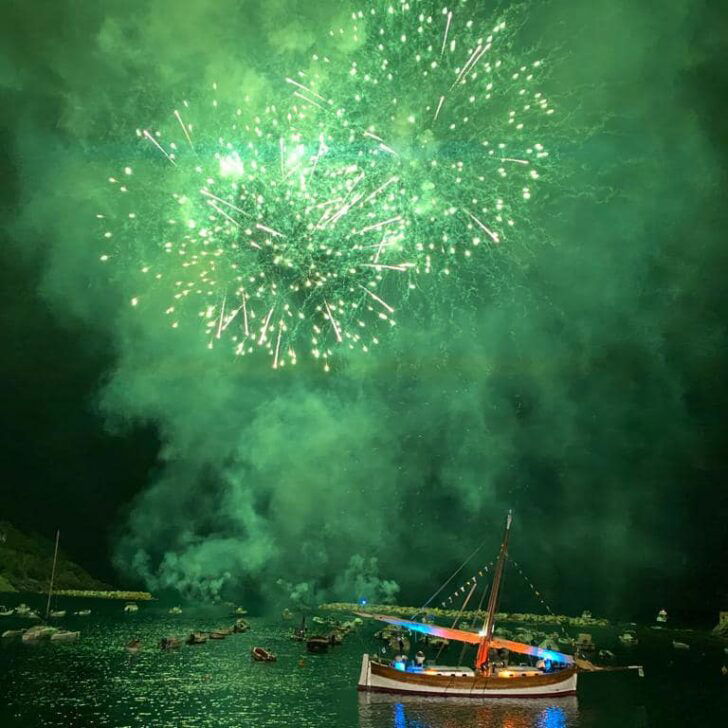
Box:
(0, 595), (726, 727)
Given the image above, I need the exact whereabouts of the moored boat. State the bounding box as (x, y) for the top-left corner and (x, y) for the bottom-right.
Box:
(251, 646), (276, 662)
(186, 632), (208, 645)
(124, 603), (139, 613)
(233, 618), (250, 633)
(357, 512), (642, 699)
(49, 610), (66, 618)
(307, 635), (331, 653)
(160, 637), (182, 650)
(50, 630), (79, 642)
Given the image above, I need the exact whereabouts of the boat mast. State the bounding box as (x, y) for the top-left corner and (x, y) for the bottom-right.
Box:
(475, 511), (512, 670)
(45, 529), (60, 620)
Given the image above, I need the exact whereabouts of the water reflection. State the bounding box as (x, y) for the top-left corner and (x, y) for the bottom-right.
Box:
(359, 693), (579, 728)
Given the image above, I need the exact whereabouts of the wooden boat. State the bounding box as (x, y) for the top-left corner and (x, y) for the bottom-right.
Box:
(0, 606), (14, 617)
(233, 619), (250, 633)
(186, 632), (208, 645)
(618, 631), (638, 646)
(125, 638), (142, 653)
(357, 512), (642, 699)
(22, 626), (58, 642)
(209, 630), (228, 640)
(2, 629), (25, 638)
(124, 603), (139, 613)
(281, 609), (294, 620)
(159, 637), (182, 650)
(168, 606), (183, 615)
(50, 630), (79, 642)
(307, 635), (331, 653)
(74, 610), (91, 616)
(251, 646), (276, 662)
(656, 609), (668, 624)
(49, 610), (66, 618)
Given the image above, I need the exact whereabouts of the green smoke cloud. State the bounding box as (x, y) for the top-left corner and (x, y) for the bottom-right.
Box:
(2, 0), (725, 616)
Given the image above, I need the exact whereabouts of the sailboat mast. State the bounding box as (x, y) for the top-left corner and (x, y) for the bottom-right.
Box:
(475, 511), (513, 670)
(45, 529), (60, 620)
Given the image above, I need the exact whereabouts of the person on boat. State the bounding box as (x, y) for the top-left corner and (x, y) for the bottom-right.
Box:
(414, 650), (426, 667)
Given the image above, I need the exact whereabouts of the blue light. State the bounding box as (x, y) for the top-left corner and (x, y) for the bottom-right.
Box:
(537, 706), (567, 728)
(359, 598), (367, 606)
(393, 661), (406, 671)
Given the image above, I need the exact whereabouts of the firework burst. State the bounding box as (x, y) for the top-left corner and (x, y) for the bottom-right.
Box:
(99, 89), (417, 371)
(99, 0), (559, 371)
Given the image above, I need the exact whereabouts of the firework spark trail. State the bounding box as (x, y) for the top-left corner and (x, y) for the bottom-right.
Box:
(101, 1), (560, 372)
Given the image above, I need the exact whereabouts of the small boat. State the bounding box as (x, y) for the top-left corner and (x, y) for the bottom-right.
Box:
(0, 606), (14, 617)
(656, 609), (668, 624)
(282, 609), (294, 620)
(124, 603), (139, 613)
(74, 610), (91, 616)
(233, 619), (250, 633)
(233, 607), (248, 616)
(186, 632), (208, 645)
(49, 610), (66, 618)
(159, 637), (182, 650)
(209, 631), (228, 640)
(328, 630), (344, 645)
(251, 646), (276, 662)
(14, 604), (40, 619)
(51, 630), (79, 642)
(618, 631), (638, 646)
(125, 638), (142, 653)
(307, 635), (331, 653)
(168, 606), (183, 615)
(312, 616), (327, 625)
(574, 633), (595, 651)
(23, 626), (58, 642)
(2, 629), (25, 638)
(672, 640), (690, 650)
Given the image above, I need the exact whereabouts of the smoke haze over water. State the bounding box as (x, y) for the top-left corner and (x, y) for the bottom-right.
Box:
(1, 1), (726, 617)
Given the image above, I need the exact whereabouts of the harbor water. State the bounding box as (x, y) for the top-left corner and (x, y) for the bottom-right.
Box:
(0, 595), (726, 727)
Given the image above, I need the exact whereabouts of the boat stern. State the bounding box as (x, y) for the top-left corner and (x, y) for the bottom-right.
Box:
(357, 653), (371, 691)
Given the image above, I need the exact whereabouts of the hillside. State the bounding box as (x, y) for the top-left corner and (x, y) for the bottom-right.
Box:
(0, 521), (111, 593)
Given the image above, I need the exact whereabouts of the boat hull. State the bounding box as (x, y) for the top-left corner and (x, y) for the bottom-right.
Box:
(357, 655), (577, 699)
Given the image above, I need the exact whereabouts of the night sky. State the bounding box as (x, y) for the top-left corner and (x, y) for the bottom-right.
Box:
(1, 0), (726, 622)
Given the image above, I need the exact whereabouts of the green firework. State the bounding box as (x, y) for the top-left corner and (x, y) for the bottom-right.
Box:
(99, 0), (559, 371)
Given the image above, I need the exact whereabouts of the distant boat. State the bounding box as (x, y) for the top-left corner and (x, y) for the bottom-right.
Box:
(282, 609), (294, 620)
(168, 606), (183, 615)
(2, 629), (25, 638)
(209, 630), (228, 640)
(160, 637), (182, 650)
(0, 606), (14, 617)
(251, 646), (276, 662)
(22, 626), (57, 642)
(50, 630), (79, 642)
(356, 512), (642, 699)
(124, 603), (139, 613)
(49, 610), (66, 618)
(619, 632), (638, 646)
(74, 610), (91, 617)
(233, 618), (250, 633)
(672, 640), (690, 650)
(306, 635), (330, 653)
(656, 609), (668, 624)
(234, 607), (248, 616)
(186, 632), (207, 645)
(125, 638), (142, 653)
